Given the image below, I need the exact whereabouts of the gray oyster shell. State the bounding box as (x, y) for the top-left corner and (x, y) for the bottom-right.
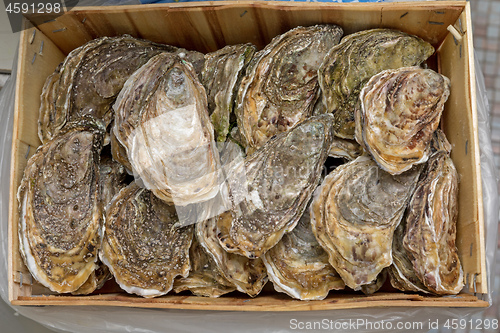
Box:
(262, 204), (345, 300)
(318, 29), (434, 139)
(400, 147), (464, 295)
(100, 182), (194, 297)
(99, 154), (128, 208)
(310, 155), (420, 290)
(236, 25), (343, 154)
(173, 237), (236, 298)
(356, 67), (450, 175)
(113, 53), (221, 206)
(217, 114), (335, 259)
(18, 120), (104, 293)
(196, 218), (267, 297)
(38, 35), (204, 144)
(202, 44), (256, 142)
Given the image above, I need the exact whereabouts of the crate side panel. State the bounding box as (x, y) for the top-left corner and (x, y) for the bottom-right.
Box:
(438, 9), (486, 293)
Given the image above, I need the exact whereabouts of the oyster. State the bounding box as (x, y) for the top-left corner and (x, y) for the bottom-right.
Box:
(360, 269), (387, 295)
(217, 114), (335, 259)
(18, 120), (104, 293)
(202, 44), (256, 142)
(401, 148), (464, 294)
(110, 127), (133, 174)
(236, 25), (343, 154)
(262, 205), (345, 300)
(318, 29), (434, 139)
(72, 261), (111, 295)
(173, 237), (236, 298)
(99, 155), (128, 208)
(38, 35), (204, 143)
(101, 182), (193, 297)
(356, 67), (450, 175)
(113, 52), (221, 206)
(197, 218), (267, 297)
(310, 155), (420, 290)
(329, 137), (363, 161)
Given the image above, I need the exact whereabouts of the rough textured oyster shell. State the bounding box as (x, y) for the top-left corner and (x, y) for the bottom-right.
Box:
(262, 205), (344, 300)
(360, 269), (387, 295)
(329, 137), (363, 161)
(18, 120), (104, 293)
(39, 35), (204, 144)
(202, 44), (256, 142)
(173, 237), (236, 298)
(101, 182), (193, 297)
(72, 261), (111, 295)
(402, 149), (464, 294)
(318, 29), (434, 139)
(217, 114), (335, 259)
(310, 155), (420, 290)
(356, 67), (450, 175)
(236, 25), (343, 154)
(110, 127), (133, 174)
(197, 218), (267, 297)
(113, 53), (220, 206)
(99, 155), (128, 207)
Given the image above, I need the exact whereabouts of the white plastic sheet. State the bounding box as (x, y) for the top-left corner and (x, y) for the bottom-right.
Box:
(0, 6), (498, 333)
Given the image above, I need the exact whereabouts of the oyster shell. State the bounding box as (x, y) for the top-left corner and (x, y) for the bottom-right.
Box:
(356, 67), (450, 175)
(72, 261), (111, 295)
(18, 120), (104, 293)
(39, 35), (204, 144)
(197, 218), (267, 297)
(110, 127), (133, 174)
(217, 114), (335, 259)
(236, 25), (343, 154)
(360, 269), (387, 295)
(318, 29), (434, 139)
(99, 155), (128, 208)
(173, 237), (236, 298)
(262, 205), (344, 300)
(310, 155), (420, 290)
(329, 137), (363, 161)
(101, 182), (193, 297)
(401, 148), (464, 294)
(113, 52), (221, 206)
(202, 44), (256, 142)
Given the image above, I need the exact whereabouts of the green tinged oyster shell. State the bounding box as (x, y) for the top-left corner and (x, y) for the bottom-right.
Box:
(101, 182), (194, 298)
(202, 44), (256, 142)
(236, 25), (343, 154)
(216, 114), (336, 259)
(18, 119), (105, 293)
(39, 35), (204, 144)
(356, 67), (450, 175)
(318, 29), (435, 139)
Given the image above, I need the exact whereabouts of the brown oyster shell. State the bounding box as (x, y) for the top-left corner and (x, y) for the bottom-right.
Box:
(202, 44), (256, 142)
(236, 25), (343, 154)
(217, 114), (335, 259)
(262, 204), (345, 300)
(173, 237), (236, 298)
(38, 35), (203, 144)
(196, 218), (267, 297)
(318, 29), (434, 139)
(18, 120), (105, 293)
(329, 137), (363, 161)
(401, 148), (464, 295)
(310, 156), (420, 290)
(355, 67), (450, 175)
(113, 53), (221, 206)
(101, 182), (193, 297)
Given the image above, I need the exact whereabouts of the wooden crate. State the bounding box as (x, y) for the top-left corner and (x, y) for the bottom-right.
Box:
(8, 1), (489, 310)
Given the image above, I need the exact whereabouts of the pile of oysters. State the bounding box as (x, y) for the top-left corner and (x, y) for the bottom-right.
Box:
(18, 25), (464, 300)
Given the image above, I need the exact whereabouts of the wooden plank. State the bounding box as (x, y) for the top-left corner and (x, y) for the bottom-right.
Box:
(26, 1), (464, 54)
(12, 292), (488, 311)
(437, 4), (486, 294)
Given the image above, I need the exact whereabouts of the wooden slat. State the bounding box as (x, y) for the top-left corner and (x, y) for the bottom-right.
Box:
(13, 292), (488, 311)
